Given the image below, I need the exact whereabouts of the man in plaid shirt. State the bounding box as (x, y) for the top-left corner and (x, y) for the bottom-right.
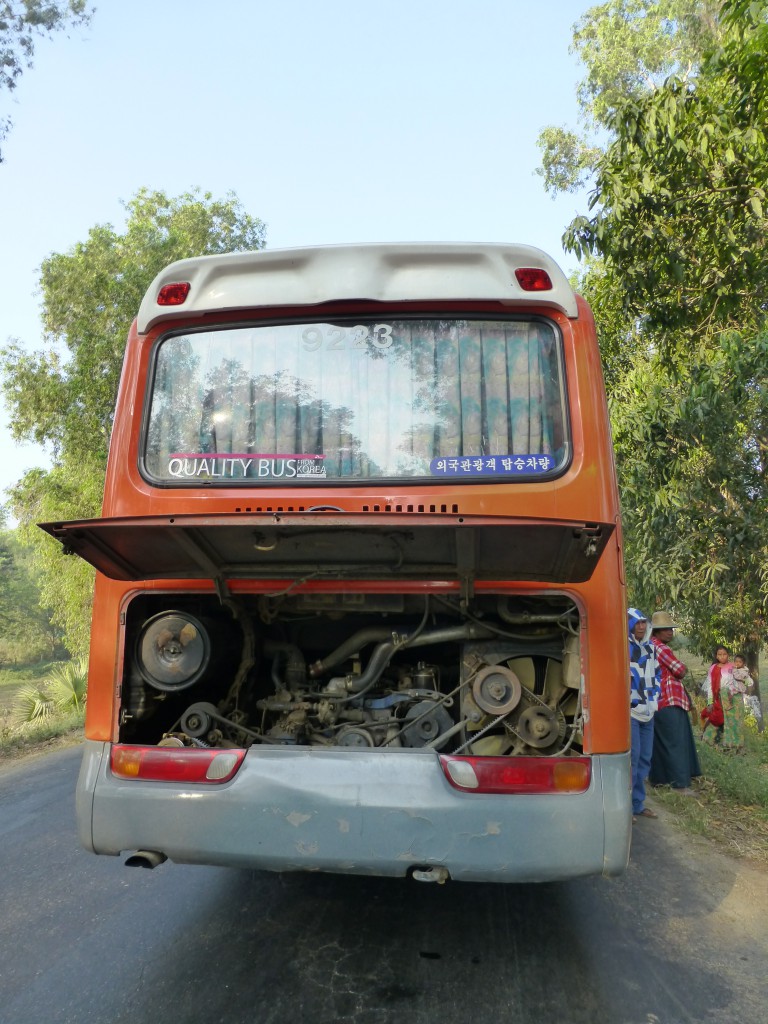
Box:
(654, 636), (690, 711)
(649, 611), (701, 794)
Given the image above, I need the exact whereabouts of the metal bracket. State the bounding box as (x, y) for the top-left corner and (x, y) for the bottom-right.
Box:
(454, 528), (476, 608)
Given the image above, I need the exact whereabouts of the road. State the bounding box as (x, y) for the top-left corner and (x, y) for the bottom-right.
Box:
(0, 746), (765, 1024)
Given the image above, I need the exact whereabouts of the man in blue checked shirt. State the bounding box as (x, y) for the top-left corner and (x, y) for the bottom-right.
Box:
(628, 608), (661, 822)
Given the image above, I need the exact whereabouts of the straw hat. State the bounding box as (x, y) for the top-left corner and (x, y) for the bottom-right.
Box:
(651, 611), (678, 629)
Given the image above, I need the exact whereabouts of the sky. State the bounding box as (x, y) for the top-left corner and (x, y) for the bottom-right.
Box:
(0, 0), (593, 517)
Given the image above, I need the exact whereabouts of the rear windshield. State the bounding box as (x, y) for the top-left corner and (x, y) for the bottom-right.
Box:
(143, 317), (568, 485)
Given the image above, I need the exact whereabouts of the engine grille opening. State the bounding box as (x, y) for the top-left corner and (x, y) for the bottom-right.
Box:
(117, 591), (584, 759)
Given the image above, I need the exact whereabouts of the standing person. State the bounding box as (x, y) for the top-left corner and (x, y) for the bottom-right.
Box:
(648, 611), (701, 794)
(701, 646), (733, 746)
(628, 608), (660, 822)
(708, 645), (745, 751)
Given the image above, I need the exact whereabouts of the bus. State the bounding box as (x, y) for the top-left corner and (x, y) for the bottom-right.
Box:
(43, 242), (630, 883)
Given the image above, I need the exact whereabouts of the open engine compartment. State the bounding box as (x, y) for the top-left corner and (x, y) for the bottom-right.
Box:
(118, 591), (584, 758)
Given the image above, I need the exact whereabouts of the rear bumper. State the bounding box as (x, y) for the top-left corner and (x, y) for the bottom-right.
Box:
(77, 741), (631, 883)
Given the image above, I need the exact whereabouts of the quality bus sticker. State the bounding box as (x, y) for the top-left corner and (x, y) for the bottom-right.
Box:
(168, 453), (327, 479)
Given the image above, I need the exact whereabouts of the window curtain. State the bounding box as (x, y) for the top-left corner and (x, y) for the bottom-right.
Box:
(146, 320), (563, 480)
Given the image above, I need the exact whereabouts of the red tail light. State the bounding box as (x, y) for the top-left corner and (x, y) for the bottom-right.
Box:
(440, 755), (590, 794)
(514, 268), (553, 292)
(157, 281), (191, 306)
(110, 744), (245, 783)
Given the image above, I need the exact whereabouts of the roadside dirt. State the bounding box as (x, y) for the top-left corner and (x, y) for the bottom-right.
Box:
(643, 796), (768, 933)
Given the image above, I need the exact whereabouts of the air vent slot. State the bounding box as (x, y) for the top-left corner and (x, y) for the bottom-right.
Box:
(361, 504), (459, 514)
(232, 504), (461, 514)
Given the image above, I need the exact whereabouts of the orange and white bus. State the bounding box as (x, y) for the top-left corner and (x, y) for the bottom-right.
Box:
(44, 243), (630, 883)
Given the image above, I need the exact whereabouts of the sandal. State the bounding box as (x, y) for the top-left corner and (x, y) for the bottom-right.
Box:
(637, 808), (658, 818)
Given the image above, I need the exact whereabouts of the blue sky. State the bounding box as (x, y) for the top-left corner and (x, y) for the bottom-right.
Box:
(0, 0), (593, 512)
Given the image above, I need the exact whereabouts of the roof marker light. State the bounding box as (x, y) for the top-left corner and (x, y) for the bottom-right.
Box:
(515, 268), (553, 292)
(157, 281), (191, 306)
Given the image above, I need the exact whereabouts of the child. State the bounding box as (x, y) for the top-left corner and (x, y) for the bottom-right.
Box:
(734, 653), (762, 727)
(701, 646), (732, 746)
(720, 649), (746, 751)
(732, 653), (753, 693)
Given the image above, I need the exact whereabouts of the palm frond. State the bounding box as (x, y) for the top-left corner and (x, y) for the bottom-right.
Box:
(11, 685), (55, 726)
(45, 658), (88, 713)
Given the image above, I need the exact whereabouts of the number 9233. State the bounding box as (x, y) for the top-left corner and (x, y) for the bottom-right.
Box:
(300, 324), (394, 351)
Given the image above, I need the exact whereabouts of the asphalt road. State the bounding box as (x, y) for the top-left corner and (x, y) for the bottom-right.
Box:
(0, 746), (765, 1024)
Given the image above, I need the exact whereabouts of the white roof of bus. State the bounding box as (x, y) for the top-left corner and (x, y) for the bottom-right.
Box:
(137, 242), (578, 334)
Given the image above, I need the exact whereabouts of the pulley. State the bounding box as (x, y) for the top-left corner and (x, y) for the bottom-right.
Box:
(180, 702), (219, 738)
(472, 664), (522, 715)
(401, 701), (453, 749)
(337, 727), (375, 748)
(516, 705), (560, 748)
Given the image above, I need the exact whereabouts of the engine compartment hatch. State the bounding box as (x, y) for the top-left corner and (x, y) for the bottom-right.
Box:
(39, 512), (613, 585)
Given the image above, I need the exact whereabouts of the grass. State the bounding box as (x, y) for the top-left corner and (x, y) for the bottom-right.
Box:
(650, 681), (768, 864)
(0, 662), (63, 712)
(649, 637), (768, 863)
(0, 707), (84, 761)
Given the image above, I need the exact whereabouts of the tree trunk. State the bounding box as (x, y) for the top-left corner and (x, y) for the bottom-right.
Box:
(743, 641), (763, 733)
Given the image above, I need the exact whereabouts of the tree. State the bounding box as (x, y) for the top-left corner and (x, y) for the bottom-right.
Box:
(0, 1), (93, 161)
(1, 188), (266, 655)
(561, 0), (768, 684)
(537, 0), (724, 195)
(0, 523), (64, 663)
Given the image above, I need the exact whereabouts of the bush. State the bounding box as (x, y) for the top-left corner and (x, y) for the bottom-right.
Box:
(9, 657), (87, 729)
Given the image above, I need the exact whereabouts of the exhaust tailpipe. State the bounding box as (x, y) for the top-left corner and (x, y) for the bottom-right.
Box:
(125, 850), (168, 869)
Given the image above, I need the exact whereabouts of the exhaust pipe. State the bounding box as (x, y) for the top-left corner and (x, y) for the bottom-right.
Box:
(125, 850), (168, 869)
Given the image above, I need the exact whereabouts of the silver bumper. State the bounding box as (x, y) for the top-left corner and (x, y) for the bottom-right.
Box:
(77, 741), (631, 883)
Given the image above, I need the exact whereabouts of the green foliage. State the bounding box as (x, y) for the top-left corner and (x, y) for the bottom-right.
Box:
(535, 126), (602, 195)
(610, 330), (768, 659)
(572, 258), (643, 392)
(696, 733), (768, 807)
(0, 706), (83, 755)
(537, 0), (723, 194)
(0, 525), (63, 664)
(1, 188), (266, 655)
(0, 1), (93, 160)
(566, 74), (768, 338)
(9, 656), (86, 726)
(3, 188), (266, 460)
(573, 0), (721, 128)
(561, 0), (768, 671)
(10, 682), (53, 724)
(43, 656), (87, 712)
(9, 459), (110, 658)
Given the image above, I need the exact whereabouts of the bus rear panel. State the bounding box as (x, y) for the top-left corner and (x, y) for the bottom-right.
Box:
(45, 243), (630, 883)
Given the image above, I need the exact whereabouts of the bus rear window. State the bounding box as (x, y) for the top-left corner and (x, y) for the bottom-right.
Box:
(143, 318), (567, 485)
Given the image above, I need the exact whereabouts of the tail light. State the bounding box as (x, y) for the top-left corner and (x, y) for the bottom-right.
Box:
(440, 755), (590, 794)
(111, 745), (245, 783)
